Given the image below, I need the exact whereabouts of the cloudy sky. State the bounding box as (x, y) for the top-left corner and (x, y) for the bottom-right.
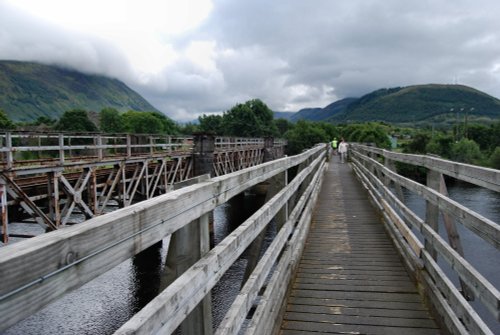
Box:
(1, 0), (500, 121)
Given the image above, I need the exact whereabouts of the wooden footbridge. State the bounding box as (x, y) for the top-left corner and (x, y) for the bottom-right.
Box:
(0, 136), (499, 335)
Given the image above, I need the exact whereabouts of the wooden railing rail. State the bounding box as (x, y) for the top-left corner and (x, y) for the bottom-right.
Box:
(0, 144), (326, 334)
(0, 131), (286, 172)
(350, 144), (500, 335)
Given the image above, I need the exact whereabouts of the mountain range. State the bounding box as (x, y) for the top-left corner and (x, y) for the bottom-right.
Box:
(0, 60), (158, 122)
(1, 61), (499, 126)
(281, 84), (500, 126)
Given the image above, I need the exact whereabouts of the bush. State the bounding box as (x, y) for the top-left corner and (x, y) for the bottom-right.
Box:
(450, 139), (483, 164)
(489, 146), (500, 169)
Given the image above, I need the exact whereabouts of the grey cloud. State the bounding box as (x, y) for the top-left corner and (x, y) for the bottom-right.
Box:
(2, 0), (500, 120)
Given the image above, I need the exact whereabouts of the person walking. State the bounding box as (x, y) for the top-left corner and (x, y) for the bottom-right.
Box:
(331, 138), (338, 155)
(338, 138), (348, 163)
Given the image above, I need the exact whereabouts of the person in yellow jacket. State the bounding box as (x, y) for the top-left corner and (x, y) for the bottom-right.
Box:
(331, 138), (338, 155)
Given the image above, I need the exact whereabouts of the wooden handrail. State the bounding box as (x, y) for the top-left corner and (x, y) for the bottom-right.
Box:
(0, 144), (325, 333)
(349, 144), (499, 335)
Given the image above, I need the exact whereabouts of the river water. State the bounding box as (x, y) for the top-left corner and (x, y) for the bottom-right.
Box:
(2, 179), (499, 334)
(401, 179), (500, 334)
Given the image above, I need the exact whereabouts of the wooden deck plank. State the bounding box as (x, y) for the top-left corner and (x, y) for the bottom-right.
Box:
(278, 160), (441, 334)
(281, 321), (440, 335)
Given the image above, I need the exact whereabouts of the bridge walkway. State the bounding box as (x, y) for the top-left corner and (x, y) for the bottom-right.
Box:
(279, 158), (441, 334)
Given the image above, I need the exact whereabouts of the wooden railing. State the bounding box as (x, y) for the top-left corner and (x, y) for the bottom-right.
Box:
(0, 143), (327, 334)
(0, 131), (287, 172)
(349, 144), (500, 335)
(0, 131), (193, 171)
(0, 132), (286, 243)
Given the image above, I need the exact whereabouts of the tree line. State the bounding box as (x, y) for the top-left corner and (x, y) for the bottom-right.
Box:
(1, 99), (499, 169)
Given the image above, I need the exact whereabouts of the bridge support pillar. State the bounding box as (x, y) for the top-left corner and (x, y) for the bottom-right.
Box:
(161, 174), (213, 335)
(242, 138), (288, 286)
(193, 133), (215, 177)
(263, 136), (275, 162)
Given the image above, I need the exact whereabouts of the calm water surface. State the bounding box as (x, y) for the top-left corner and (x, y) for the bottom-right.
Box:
(402, 179), (500, 334)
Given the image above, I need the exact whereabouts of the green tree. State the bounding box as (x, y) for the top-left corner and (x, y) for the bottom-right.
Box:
(121, 111), (178, 134)
(34, 116), (56, 126)
(149, 111), (178, 134)
(316, 122), (339, 140)
(273, 118), (294, 137)
(55, 109), (98, 132)
(467, 124), (492, 151)
(244, 99), (277, 136)
(100, 108), (124, 133)
(284, 120), (328, 155)
(404, 132), (431, 154)
(198, 114), (224, 134)
(0, 109), (15, 129)
(343, 123), (391, 149)
(223, 103), (260, 137)
(450, 139), (483, 164)
(425, 133), (453, 158)
(222, 99), (278, 137)
(178, 122), (199, 135)
(122, 111), (163, 134)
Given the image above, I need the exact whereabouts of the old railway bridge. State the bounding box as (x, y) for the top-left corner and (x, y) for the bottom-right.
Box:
(0, 131), (499, 335)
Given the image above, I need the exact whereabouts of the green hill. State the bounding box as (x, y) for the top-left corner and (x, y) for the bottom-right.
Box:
(291, 84), (500, 126)
(0, 60), (159, 122)
(335, 84), (500, 123)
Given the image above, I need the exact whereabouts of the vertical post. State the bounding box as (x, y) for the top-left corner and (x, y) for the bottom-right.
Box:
(6, 132), (13, 170)
(126, 134), (132, 158)
(58, 134), (65, 165)
(53, 172), (61, 227)
(1, 179), (8, 244)
(166, 135), (171, 153)
(425, 169), (440, 260)
(120, 162), (127, 208)
(90, 167), (98, 215)
(97, 135), (103, 161)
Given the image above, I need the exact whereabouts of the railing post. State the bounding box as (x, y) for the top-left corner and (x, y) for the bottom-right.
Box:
(126, 134), (132, 158)
(58, 134), (65, 165)
(5, 132), (13, 170)
(96, 135), (103, 161)
(425, 169), (440, 260)
(1, 178), (8, 244)
(149, 136), (154, 155)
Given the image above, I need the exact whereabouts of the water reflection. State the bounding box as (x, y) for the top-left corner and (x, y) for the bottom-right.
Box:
(131, 241), (163, 314)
